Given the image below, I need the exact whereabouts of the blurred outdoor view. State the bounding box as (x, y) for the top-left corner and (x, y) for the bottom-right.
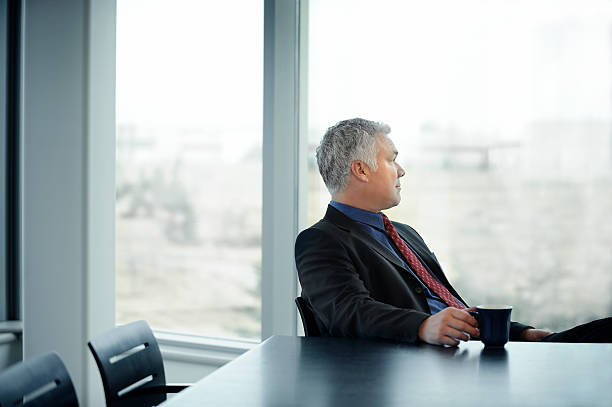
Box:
(308, 0), (612, 331)
(117, 0), (612, 341)
(115, 0), (263, 340)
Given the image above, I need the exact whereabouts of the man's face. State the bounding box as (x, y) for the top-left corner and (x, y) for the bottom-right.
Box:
(368, 134), (405, 211)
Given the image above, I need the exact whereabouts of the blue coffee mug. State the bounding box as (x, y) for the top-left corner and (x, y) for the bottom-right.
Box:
(470, 305), (512, 347)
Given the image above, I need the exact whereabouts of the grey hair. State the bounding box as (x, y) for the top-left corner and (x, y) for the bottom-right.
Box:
(316, 118), (391, 195)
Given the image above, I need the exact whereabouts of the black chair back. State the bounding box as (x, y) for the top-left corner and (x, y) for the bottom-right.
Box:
(88, 320), (168, 407)
(295, 296), (321, 337)
(0, 352), (79, 407)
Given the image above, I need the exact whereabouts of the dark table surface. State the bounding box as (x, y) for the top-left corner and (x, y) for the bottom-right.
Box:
(160, 335), (612, 407)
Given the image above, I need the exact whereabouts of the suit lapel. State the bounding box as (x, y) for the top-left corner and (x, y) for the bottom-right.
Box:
(323, 206), (416, 273)
(324, 205), (467, 305)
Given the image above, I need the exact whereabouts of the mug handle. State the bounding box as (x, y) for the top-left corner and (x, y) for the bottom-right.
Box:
(469, 310), (479, 322)
(468, 310), (481, 340)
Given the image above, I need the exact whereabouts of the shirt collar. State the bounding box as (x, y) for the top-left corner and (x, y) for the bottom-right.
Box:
(329, 201), (385, 231)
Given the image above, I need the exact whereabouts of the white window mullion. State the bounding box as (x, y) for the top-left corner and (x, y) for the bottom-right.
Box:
(262, 0), (308, 339)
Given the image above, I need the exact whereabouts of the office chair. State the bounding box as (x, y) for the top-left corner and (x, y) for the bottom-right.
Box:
(295, 296), (321, 337)
(88, 320), (189, 407)
(0, 351), (79, 407)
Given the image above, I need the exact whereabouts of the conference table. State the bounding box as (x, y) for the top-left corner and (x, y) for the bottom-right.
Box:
(160, 335), (612, 407)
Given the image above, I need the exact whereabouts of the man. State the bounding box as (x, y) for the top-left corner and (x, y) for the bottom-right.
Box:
(295, 118), (610, 346)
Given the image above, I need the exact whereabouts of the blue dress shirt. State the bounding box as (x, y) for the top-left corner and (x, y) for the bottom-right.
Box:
(330, 201), (465, 314)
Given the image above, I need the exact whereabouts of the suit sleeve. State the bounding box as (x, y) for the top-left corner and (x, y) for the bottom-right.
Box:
(295, 227), (430, 343)
(510, 322), (534, 340)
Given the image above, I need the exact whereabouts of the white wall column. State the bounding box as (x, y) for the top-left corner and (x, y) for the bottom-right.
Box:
(21, 0), (115, 403)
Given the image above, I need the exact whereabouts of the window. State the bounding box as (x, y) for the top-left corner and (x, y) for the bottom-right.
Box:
(308, 0), (612, 331)
(116, 0), (263, 340)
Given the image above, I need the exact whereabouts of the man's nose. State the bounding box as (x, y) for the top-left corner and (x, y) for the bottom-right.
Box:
(397, 164), (406, 177)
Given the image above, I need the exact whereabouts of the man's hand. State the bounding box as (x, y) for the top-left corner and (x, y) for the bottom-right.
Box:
(418, 307), (480, 346)
(521, 328), (554, 341)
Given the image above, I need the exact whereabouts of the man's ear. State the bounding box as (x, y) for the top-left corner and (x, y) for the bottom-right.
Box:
(350, 160), (370, 182)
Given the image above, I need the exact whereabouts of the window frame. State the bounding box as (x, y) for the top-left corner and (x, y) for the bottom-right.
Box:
(113, 0), (309, 345)
(2, 0), (22, 322)
(0, 0), (7, 322)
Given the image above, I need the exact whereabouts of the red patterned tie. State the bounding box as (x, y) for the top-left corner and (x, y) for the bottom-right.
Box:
(381, 213), (465, 309)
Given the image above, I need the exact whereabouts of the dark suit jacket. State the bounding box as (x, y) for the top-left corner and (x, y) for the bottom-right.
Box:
(295, 205), (532, 343)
